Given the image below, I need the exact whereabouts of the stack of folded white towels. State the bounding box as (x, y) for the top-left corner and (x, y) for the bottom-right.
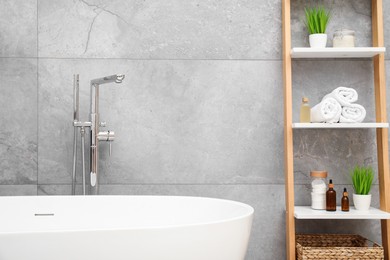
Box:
(310, 87), (366, 123)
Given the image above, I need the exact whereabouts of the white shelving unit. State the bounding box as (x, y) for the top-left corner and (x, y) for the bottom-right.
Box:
(291, 47), (386, 58)
(295, 206), (390, 220)
(292, 122), (389, 129)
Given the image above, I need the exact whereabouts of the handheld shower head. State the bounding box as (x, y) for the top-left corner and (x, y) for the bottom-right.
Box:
(91, 74), (125, 85)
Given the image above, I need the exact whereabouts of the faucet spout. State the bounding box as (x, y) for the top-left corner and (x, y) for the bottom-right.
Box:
(89, 74), (125, 195)
(90, 74), (125, 85)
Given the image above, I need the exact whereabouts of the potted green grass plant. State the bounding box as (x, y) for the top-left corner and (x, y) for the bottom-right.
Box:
(304, 6), (331, 48)
(351, 166), (374, 211)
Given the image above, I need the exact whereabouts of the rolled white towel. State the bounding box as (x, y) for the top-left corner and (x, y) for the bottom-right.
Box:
(310, 97), (342, 123)
(339, 103), (366, 123)
(323, 86), (358, 106)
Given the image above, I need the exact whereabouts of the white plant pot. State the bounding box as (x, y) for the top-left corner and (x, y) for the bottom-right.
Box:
(353, 193), (372, 211)
(309, 34), (327, 48)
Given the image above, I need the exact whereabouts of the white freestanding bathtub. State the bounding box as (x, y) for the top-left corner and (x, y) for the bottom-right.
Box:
(0, 195), (254, 260)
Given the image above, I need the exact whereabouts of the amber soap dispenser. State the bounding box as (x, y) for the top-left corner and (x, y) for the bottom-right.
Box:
(326, 179), (336, 211)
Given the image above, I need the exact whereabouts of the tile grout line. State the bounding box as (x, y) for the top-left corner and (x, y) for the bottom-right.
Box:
(36, 183), (283, 186)
(0, 56), (281, 61)
(0, 56), (389, 62)
(36, 0), (39, 195)
(34, 183), (381, 186)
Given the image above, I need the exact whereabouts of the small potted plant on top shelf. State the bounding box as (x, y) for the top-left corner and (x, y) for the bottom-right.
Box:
(351, 165), (374, 211)
(304, 6), (331, 48)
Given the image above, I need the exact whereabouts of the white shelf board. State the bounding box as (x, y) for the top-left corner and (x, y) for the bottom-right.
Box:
(291, 47), (386, 58)
(294, 206), (390, 219)
(292, 123), (389, 129)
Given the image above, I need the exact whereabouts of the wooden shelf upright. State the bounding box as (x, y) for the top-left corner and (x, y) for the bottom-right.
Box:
(282, 0), (390, 259)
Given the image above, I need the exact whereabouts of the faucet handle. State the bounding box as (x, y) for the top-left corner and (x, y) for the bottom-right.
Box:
(97, 130), (115, 157)
(99, 121), (107, 127)
(97, 130), (114, 141)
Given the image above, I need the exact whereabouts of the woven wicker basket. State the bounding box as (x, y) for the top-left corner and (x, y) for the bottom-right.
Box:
(296, 234), (384, 259)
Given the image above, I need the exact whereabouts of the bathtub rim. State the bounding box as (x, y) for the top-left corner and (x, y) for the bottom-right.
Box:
(0, 195), (254, 234)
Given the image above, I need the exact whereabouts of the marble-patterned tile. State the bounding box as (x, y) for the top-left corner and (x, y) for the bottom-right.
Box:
(292, 60), (375, 122)
(293, 129), (377, 185)
(99, 184), (286, 260)
(291, 0), (372, 49)
(0, 0), (37, 57)
(38, 184), (85, 195)
(385, 61), (390, 155)
(38, 59), (283, 185)
(0, 58), (37, 185)
(0, 185), (37, 196)
(292, 60), (378, 185)
(383, 0), (390, 60)
(38, 0), (281, 59)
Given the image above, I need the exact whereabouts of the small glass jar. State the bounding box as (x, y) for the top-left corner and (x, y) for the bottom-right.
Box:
(310, 170), (328, 210)
(333, 29), (355, 48)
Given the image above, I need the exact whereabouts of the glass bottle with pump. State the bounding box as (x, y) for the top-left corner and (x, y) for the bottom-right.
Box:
(326, 179), (336, 211)
(341, 187), (349, 212)
(300, 97), (311, 123)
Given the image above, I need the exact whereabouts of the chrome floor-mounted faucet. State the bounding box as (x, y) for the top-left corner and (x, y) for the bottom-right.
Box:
(89, 74), (124, 195)
(72, 74), (125, 195)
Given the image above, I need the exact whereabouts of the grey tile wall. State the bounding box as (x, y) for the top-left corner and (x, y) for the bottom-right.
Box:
(0, 0), (390, 259)
(0, 0), (37, 57)
(292, 1), (372, 49)
(0, 58), (38, 185)
(38, 0), (281, 59)
(38, 58), (284, 185)
(38, 184), (84, 195)
(0, 185), (37, 196)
